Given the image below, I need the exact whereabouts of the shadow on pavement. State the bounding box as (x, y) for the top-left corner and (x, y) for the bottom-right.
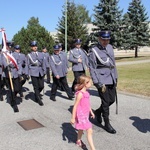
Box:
(61, 122), (88, 150)
(130, 116), (150, 133)
(61, 122), (77, 143)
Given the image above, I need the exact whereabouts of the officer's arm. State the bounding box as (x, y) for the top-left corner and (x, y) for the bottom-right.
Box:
(88, 51), (102, 87)
(49, 55), (59, 77)
(68, 51), (78, 64)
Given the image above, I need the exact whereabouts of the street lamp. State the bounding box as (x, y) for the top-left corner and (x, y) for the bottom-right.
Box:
(65, 0), (68, 53)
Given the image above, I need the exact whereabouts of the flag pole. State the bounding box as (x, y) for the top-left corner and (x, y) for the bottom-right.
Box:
(0, 28), (19, 112)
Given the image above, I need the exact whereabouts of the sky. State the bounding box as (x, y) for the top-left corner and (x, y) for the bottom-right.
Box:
(0, 0), (150, 40)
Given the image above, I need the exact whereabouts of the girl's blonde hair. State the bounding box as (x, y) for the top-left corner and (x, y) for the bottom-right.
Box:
(75, 75), (91, 91)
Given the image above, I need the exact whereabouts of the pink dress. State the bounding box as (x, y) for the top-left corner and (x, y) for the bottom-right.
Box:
(75, 90), (92, 130)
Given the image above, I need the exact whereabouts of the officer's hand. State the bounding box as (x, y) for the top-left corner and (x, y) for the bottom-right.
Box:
(78, 58), (82, 63)
(94, 83), (102, 89)
(18, 75), (23, 81)
(8, 63), (14, 68)
(101, 84), (106, 93)
(94, 83), (106, 93)
(7, 66), (11, 71)
(56, 75), (60, 79)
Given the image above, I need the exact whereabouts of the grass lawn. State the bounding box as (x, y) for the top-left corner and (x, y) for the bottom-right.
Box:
(117, 63), (150, 97)
(67, 60), (150, 98)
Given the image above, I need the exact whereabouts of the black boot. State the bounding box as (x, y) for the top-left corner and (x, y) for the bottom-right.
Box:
(19, 92), (24, 98)
(104, 118), (116, 134)
(12, 105), (19, 112)
(37, 96), (44, 106)
(94, 108), (102, 124)
(35, 94), (44, 106)
(0, 95), (3, 101)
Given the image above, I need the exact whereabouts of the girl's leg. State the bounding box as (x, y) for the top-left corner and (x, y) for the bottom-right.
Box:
(86, 128), (95, 150)
(76, 130), (83, 146)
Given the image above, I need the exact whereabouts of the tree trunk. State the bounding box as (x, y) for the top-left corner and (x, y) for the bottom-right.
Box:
(135, 46), (138, 58)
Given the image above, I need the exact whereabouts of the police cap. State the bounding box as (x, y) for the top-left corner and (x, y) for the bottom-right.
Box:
(74, 39), (82, 44)
(14, 45), (21, 50)
(6, 41), (14, 47)
(53, 45), (60, 50)
(99, 31), (111, 40)
(30, 41), (37, 46)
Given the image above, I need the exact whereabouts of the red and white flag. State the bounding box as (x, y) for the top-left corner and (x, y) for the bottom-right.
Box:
(0, 28), (18, 70)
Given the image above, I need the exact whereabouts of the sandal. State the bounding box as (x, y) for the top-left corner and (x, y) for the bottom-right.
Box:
(76, 140), (82, 147)
(76, 140), (86, 148)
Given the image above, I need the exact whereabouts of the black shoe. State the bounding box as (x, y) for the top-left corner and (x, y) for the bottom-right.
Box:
(0, 96), (3, 101)
(47, 81), (50, 84)
(104, 123), (116, 134)
(12, 105), (19, 113)
(38, 100), (44, 106)
(94, 110), (102, 124)
(19, 92), (23, 98)
(50, 97), (56, 101)
(68, 95), (75, 100)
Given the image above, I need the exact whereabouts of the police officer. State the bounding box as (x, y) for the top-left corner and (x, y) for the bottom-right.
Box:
(68, 39), (89, 93)
(49, 45), (74, 101)
(2, 41), (21, 112)
(14, 45), (28, 97)
(42, 47), (51, 84)
(88, 31), (118, 134)
(27, 41), (46, 106)
(0, 48), (4, 101)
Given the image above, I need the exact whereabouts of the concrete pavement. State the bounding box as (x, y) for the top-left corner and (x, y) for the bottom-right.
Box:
(0, 80), (150, 150)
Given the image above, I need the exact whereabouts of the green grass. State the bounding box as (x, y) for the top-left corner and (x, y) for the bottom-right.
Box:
(117, 63), (150, 97)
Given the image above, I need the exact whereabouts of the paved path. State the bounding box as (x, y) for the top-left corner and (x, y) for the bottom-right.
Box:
(0, 81), (150, 150)
(116, 59), (150, 66)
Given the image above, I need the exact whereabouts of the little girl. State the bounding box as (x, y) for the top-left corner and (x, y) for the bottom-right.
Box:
(70, 75), (96, 150)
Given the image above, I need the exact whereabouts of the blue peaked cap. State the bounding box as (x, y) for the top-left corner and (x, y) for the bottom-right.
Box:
(53, 45), (60, 50)
(6, 41), (14, 47)
(74, 39), (82, 44)
(30, 41), (37, 46)
(14, 45), (21, 49)
(99, 31), (111, 39)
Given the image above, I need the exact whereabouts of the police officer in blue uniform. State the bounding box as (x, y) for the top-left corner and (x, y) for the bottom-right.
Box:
(27, 41), (46, 106)
(49, 45), (74, 101)
(88, 31), (118, 134)
(2, 41), (21, 112)
(42, 47), (51, 84)
(14, 45), (28, 97)
(0, 48), (4, 101)
(68, 39), (89, 93)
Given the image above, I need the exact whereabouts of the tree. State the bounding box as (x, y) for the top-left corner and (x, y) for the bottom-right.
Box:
(56, 1), (89, 51)
(123, 0), (150, 57)
(92, 0), (123, 48)
(76, 4), (91, 24)
(13, 17), (54, 54)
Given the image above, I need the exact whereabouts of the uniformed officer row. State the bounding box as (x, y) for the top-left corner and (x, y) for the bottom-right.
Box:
(0, 30), (118, 134)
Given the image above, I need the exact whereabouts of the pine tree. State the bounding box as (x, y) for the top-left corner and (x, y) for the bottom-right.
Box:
(92, 0), (123, 48)
(56, 1), (89, 51)
(13, 17), (54, 54)
(124, 0), (150, 57)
